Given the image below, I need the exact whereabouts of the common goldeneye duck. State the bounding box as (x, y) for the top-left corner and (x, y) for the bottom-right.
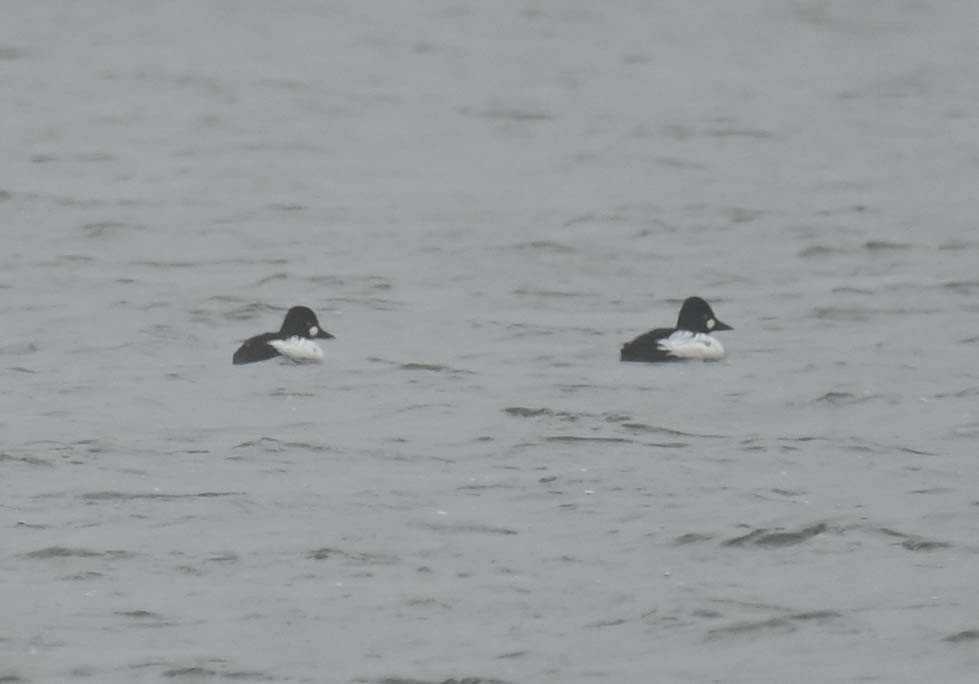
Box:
(620, 296), (733, 363)
(232, 305), (335, 365)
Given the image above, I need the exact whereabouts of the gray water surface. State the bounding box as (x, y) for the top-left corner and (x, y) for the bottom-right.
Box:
(3, 2), (979, 682)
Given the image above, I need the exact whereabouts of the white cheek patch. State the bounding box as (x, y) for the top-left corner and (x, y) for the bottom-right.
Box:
(706, 318), (716, 330)
(309, 326), (318, 337)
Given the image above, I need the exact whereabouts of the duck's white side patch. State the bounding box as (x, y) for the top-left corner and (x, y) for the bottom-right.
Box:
(270, 337), (324, 363)
(657, 330), (725, 361)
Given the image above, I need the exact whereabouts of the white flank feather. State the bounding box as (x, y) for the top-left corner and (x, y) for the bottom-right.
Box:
(269, 337), (325, 363)
(657, 330), (725, 361)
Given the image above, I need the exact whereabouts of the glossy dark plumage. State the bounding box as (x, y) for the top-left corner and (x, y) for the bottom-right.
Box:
(233, 305), (334, 366)
(620, 296), (732, 363)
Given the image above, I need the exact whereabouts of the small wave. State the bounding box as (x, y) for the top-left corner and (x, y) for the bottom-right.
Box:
(864, 239), (912, 251)
(545, 435), (635, 444)
(458, 106), (552, 122)
(811, 391), (881, 406)
(456, 482), (511, 492)
(673, 532), (714, 545)
(115, 610), (166, 621)
(81, 491), (242, 501)
(723, 522), (829, 548)
(503, 406), (580, 421)
(585, 618), (628, 629)
(328, 295), (400, 310)
(939, 240), (979, 251)
(221, 302), (282, 321)
(942, 279), (979, 294)
(269, 388), (316, 398)
(131, 259), (196, 269)
(63, 571), (104, 581)
(21, 546), (136, 560)
(0, 452), (51, 466)
(16, 521), (49, 529)
(877, 527), (952, 552)
(931, 387), (979, 399)
(267, 202), (305, 212)
(512, 287), (586, 298)
(706, 610), (841, 640)
(503, 406), (634, 424)
(0, 342), (39, 356)
(831, 286), (875, 294)
(813, 306), (871, 321)
(80, 221), (133, 238)
(307, 547), (399, 564)
(620, 422), (724, 438)
(399, 362), (474, 375)
(161, 666), (271, 680)
(562, 212), (626, 228)
(943, 629), (979, 643)
(232, 437), (335, 454)
(56, 253), (96, 264)
(907, 487), (953, 495)
(376, 677), (513, 684)
(799, 240), (914, 258)
(703, 127), (771, 139)
(255, 272), (288, 286)
(419, 522), (518, 536)
(305, 274), (346, 286)
(775, 435), (937, 457)
(506, 240), (575, 254)
(72, 438), (118, 454)
(723, 207), (765, 223)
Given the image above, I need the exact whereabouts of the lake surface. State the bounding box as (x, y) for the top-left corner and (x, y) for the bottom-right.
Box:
(3, 2), (979, 682)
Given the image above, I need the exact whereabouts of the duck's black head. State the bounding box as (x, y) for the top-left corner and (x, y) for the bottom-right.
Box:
(676, 297), (732, 333)
(280, 306), (335, 339)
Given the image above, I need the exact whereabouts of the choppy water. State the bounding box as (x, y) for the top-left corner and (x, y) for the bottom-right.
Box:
(3, 2), (979, 682)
